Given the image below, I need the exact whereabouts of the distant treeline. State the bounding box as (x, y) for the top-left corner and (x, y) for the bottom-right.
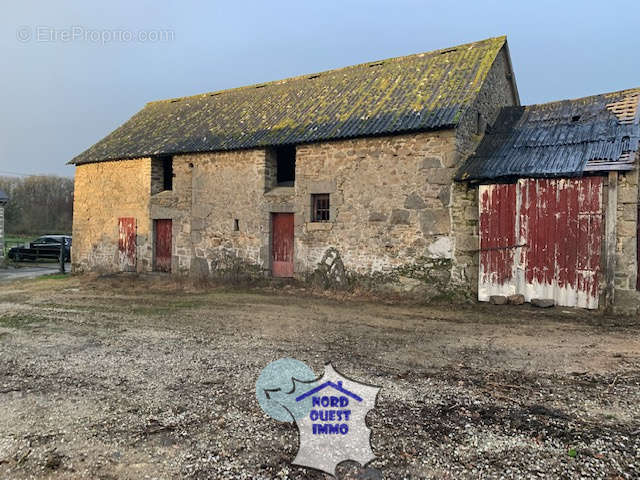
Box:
(0, 175), (74, 235)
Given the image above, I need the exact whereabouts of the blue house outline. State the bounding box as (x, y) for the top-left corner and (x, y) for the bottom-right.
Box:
(295, 380), (362, 402)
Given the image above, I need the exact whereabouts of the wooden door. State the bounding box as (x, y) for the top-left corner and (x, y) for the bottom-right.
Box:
(154, 219), (172, 273)
(118, 217), (136, 272)
(478, 178), (603, 309)
(272, 213), (294, 277)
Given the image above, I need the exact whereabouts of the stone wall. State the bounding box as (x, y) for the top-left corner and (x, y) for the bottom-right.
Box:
(293, 132), (458, 296)
(71, 50), (518, 297)
(72, 130), (471, 297)
(136, 131), (467, 297)
(175, 149), (268, 278)
(72, 158), (153, 272)
(455, 47), (519, 160)
(613, 163), (640, 313)
(451, 46), (519, 291)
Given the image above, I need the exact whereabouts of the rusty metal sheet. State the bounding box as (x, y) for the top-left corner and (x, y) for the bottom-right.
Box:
(272, 213), (294, 278)
(118, 217), (136, 272)
(457, 88), (640, 181)
(479, 177), (603, 309)
(154, 219), (172, 273)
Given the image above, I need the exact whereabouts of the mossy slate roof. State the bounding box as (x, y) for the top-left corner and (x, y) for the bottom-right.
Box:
(71, 37), (507, 165)
(456, 87), (640, 181)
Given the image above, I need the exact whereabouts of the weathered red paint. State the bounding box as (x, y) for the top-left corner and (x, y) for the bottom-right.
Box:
(479, 183), (517, 285)
(272, 213), (294, 277)
(118, 217), (136, 272)
(479, 177), (603, 308)
(637, 204), (640, 291)
(154, 219), (172, 273)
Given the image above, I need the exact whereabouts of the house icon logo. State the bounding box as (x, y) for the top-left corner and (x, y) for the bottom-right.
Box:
(256, 360), (380, 477)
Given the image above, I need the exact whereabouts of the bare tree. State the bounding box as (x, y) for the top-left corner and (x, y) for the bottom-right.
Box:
(0, 176), (73, 235)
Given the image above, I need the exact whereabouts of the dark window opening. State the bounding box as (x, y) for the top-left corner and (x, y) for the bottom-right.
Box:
(162, 156), (173, 191)
(234, 219), (240, 231)
(275, 145), (296, 186)
(622, 136), (631, 151)
(476, 112), (486, 135)
(312, 194), (330, 222)
(572, 115), (581, 122)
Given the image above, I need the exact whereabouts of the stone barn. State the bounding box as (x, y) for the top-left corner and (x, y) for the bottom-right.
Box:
(70, 36), (519, 300)
(457, 88), (640, 312)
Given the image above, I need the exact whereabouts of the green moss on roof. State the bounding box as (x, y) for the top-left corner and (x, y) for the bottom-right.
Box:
(71, 36), (507, 165)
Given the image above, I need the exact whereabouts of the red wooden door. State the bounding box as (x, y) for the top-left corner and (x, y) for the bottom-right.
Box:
(479, 178), (603, 309)
(118, 217), (136, 272)
(154, 219), (172, 273)
(479, 183), (518, 294)
(272, 213), (294, 277)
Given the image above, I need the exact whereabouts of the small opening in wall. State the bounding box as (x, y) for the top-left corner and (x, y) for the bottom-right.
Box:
(311, 194), (330, 222)
(275, 145), (296, 186)
(161, 156), (173, 191)
(621, 136), (631, 151)
(188, 162), (194, 168)
(234, 219), (239, 231)
(476, 112), (486, 135)
(572, 115), (581, 122)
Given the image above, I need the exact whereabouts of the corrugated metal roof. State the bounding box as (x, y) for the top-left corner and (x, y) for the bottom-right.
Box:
(457, 88), (640, 181)
(71, 37), (508, 165)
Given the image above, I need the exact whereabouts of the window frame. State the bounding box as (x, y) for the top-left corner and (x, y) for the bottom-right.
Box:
(311, 193), (330, 222)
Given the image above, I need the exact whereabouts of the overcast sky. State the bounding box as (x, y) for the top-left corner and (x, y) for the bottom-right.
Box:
(1, 0), (638, 177)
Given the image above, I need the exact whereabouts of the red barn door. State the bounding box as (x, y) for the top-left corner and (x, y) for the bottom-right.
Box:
(154, 219), (172, 273)
(272, 213), (294, 277)
(479, 178), (603, 309)
(118, 217), (136, 272)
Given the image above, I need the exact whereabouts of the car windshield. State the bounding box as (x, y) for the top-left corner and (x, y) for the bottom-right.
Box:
(34, 237), (61, 244)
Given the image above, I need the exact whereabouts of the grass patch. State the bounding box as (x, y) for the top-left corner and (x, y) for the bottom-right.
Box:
(131, 299), (207, 316)
(36, 273), (70, 281)
(3, 235), (32, 257)
(0, 314), (42, 329)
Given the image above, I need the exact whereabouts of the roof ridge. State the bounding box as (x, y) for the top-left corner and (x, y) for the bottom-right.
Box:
(71, 36), (507, 165)
(524, 86), (640, 110)
(146, 36), (507, 106)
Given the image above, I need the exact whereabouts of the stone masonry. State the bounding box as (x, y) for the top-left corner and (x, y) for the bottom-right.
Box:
(72, 158), (153, 273)
(71, 45), (518, 299)
(613, 157), (640, 313)
(451, 48), (519, 290)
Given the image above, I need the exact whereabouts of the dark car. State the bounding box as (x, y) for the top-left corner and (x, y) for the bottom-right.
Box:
(7, 235), (72, 262)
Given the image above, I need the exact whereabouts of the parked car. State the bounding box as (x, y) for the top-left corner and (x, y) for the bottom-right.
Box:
(7, 235), (72, 262)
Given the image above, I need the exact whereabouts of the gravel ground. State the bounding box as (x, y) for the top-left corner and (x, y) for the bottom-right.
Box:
(0, 274), (639, 479)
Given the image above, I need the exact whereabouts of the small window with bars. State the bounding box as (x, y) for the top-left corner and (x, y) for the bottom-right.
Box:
(311, 194), (330, 222)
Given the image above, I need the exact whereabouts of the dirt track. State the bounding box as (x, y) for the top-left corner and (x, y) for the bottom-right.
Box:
(0, 274), (639, 479)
